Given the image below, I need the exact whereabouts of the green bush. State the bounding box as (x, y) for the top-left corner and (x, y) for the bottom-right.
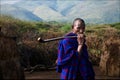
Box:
(60, 23), (71, 33)
(110, 22), (120, 30)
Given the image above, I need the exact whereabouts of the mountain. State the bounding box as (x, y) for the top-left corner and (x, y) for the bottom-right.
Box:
(0, 4), (42, 21)
(66, 1), (120, 23)
(33, 5), (66, 21)
(14, 0), (58, 12)
(0, 0), (120, 23)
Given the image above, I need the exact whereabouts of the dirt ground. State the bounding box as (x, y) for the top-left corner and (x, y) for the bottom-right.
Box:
(25, 66), (120, 79)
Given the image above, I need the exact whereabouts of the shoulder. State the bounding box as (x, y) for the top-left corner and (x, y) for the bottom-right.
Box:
(59, 32), (77, 44)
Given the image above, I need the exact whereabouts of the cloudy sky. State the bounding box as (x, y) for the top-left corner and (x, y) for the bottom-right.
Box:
(1, 0), (21, 4)
(1, 0), (119, 4)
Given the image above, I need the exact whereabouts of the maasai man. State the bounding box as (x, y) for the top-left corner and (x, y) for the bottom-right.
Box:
(56, 18), (95, 80)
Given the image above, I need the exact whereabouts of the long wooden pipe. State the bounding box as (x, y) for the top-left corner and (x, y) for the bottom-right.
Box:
(37, 36), (78, 43)
(37, 34), (85, 43)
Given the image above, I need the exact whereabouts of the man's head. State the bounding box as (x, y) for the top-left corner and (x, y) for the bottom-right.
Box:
(72, 18), (85, 34)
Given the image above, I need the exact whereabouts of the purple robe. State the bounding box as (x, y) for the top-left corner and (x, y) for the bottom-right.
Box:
(57, 32), (95, 80)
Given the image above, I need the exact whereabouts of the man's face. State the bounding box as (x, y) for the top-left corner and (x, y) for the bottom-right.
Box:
(73, 20), (85, 34)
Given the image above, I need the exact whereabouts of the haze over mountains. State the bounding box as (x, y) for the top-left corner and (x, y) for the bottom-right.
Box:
(1, 0), (120, 24)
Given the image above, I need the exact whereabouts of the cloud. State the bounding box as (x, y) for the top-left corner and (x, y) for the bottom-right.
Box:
(1, 0), (21, 4)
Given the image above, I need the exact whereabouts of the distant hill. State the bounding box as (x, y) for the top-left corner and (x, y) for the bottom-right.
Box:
(66, 1), (120, 23)
(1, 0), (120, 23)
(1, 4), (42, 21)
(33, 5), (66, 21)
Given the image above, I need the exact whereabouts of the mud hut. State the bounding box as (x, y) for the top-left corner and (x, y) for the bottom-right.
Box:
(0, 27), (25, 79)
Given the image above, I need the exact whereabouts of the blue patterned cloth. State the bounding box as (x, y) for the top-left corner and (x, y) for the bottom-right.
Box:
(56, 32), (95, 80)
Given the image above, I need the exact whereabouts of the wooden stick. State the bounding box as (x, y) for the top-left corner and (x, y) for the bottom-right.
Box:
(37, 36), (77, 43)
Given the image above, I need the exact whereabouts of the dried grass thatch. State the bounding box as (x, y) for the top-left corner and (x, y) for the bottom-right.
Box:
(0, 36), (19, 60)
(0, 30), (25, 79)
(99, 37), (120, 77)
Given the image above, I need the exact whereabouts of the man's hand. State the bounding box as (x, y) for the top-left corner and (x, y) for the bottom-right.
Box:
(77, 33), (85, 45)
(77, 33), (85, 54)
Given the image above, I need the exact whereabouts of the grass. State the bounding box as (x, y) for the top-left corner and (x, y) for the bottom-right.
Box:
(110, 22), (120, 30)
